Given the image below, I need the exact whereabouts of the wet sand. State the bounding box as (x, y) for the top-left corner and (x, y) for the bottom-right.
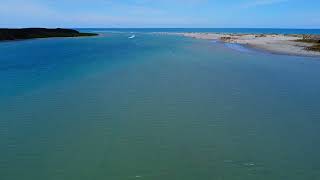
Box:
(157, 32), (320, 57)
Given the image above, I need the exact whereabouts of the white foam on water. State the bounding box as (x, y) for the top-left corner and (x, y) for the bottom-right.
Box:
(224, 43), (253, 53)
(129, 35), (136, 39)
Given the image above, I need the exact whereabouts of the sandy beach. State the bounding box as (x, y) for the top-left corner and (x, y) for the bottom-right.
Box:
(156, 32), (320, 57)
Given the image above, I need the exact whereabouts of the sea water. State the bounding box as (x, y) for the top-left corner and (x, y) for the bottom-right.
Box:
(80, 28), (320, 34)
(1, 30), (320, 180)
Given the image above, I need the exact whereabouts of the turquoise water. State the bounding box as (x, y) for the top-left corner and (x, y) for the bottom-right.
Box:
(79, 28), (320, 34)
(1, 32), (320, 180)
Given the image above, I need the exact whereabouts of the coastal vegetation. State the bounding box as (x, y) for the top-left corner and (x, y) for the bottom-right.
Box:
(0, 28), (97, 41)
(160, 32), (320, 56)
(306, 44), (320, 52)
(295, 35), (320, 52)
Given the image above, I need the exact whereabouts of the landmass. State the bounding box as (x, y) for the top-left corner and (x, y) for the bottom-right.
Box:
(157, 32), (320, 57)
(0, 28), (98, 41)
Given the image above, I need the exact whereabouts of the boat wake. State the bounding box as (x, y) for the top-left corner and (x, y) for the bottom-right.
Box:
(128, 35), (136, 39)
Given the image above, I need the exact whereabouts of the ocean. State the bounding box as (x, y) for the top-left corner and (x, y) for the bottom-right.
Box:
(1, 29), (320, 180)
(78, 28), (320, 34)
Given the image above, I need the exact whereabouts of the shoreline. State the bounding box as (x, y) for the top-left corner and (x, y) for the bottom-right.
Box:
(0, 34), (102, 44)
(156, 32), (320, 57)
(0, 28), (98, 42)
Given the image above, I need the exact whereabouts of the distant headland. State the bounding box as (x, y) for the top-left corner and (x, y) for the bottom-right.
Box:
(0, 28), (98, 41)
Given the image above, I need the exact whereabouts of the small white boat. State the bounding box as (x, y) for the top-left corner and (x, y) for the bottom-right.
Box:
(128, 35), (135, 39)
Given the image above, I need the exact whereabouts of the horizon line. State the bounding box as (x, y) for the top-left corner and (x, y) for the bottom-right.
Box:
(2, 27), (320, 30)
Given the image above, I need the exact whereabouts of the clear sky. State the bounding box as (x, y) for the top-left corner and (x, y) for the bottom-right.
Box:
(0, 0), (319, 28)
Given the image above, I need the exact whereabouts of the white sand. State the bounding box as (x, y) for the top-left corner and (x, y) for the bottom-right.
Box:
(156, 32), (320, 57)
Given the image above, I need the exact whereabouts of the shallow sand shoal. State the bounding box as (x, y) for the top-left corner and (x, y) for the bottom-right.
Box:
(156, 32), (320, 57)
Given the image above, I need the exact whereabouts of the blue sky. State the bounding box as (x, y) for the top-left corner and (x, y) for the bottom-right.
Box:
(0, 0), (319, 28)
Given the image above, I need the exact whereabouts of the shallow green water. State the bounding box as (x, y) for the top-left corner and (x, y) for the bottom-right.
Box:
(1, 33), (320, 180)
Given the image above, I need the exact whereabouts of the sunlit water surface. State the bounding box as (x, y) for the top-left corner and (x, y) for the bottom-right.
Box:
(1, 32), (320, 180)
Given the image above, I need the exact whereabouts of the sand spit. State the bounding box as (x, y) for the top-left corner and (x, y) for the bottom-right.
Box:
(156, 32), (320, 57)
